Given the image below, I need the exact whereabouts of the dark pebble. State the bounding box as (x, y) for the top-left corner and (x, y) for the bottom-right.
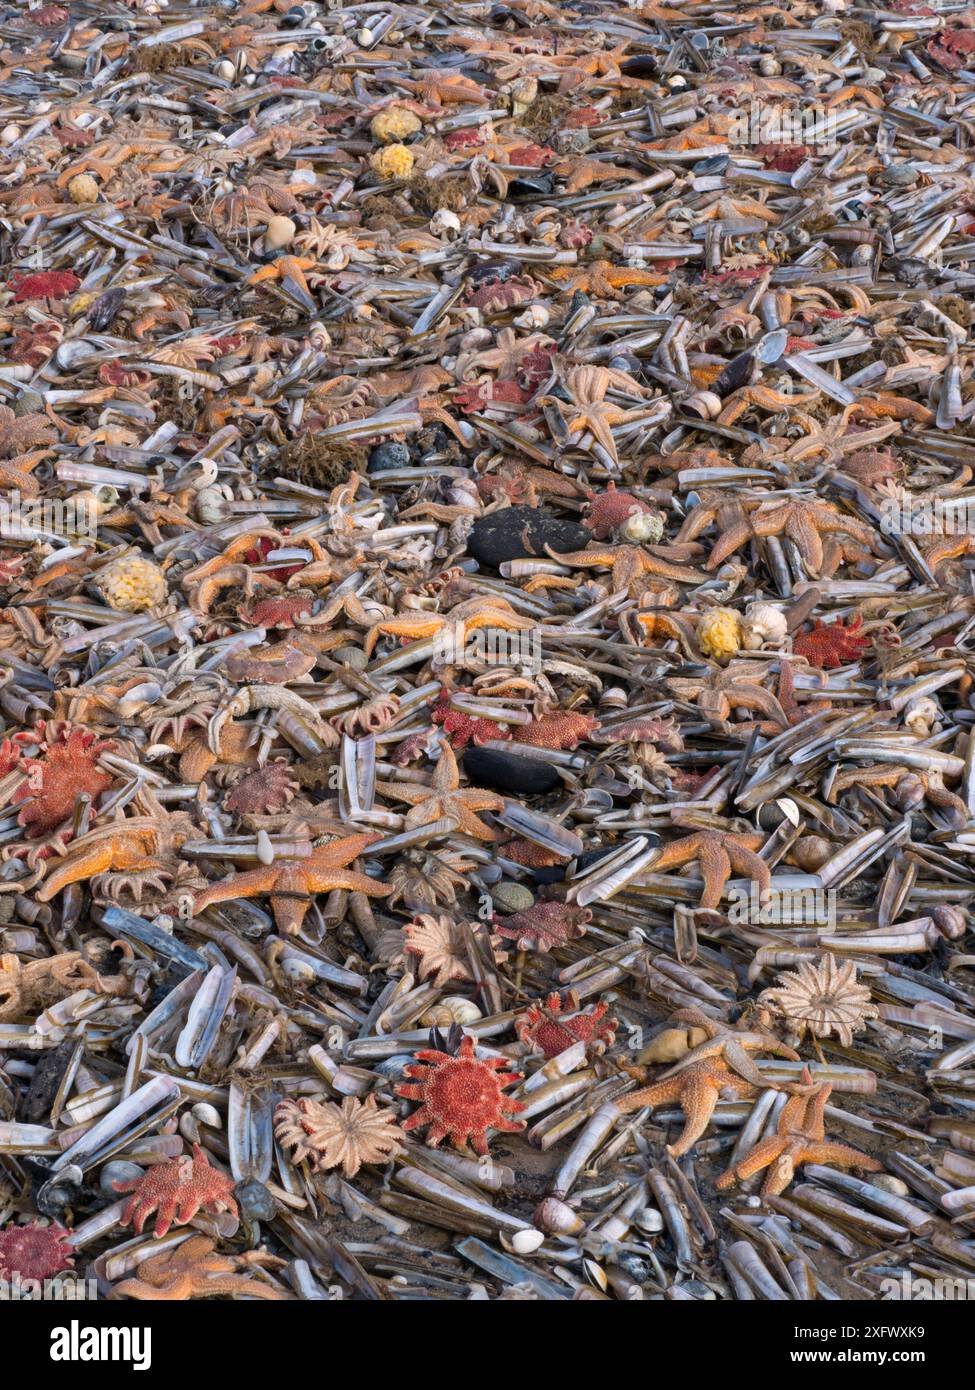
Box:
(467, 506), (590, 568)
(463, 746), (560, 795)
(368, 441), (412, 472)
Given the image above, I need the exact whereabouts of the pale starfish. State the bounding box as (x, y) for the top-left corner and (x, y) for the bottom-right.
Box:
(193, 832), (392, 935)
(375, 742), (505, 842)
(706, 498), (875, 575)
(546, 542), (708, 593)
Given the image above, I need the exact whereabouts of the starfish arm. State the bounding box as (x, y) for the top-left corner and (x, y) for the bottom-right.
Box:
(785, 511), (824, 573)
(193, 865), (278, 910)
(451, 801), (503, 841)
(311, 833), (383, 869)
(615, 1075), (685, 1114)
(697, 841), (732, 910)
(304, 868), (392, 896)
(650, 834), (701, 874)
(364, 615), (444, 657)
(801, 1141), (882, 1171)
(457, 788), (506, 813)
(722, 1040), (772, 1089)
(706, 519), (754, 569)
(720, 1134), (788, 1183)
(374, 778), (433, 807)
(725, 843), (772, 900)
(37, 842), (128, 901)
(667, 1074), (721, 1156)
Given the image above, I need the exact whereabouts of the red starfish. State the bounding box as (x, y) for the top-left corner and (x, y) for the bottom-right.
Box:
(243, 592), (316, 629)
(506, 144), (555, 167)
(395, 1034), (526, 1154)
(99, 361), (153, 389)
(9, 271), (79, 303)
(464, 276), (538, 312)
(500, 838), (565, 868)
(754, 143), (812, 172)
(793, 615), (869, 670)
(515, 991), (617, 1059)
(928, 27), (975, 69)
(494, 900), (592, 952)
(521, 712), (599, 750)
(516, 346), (555, 391)
(224, 761), (298, 815)
(443, 127), (486, 150)
(14, 723), (115, 835)
(454, 379), (530, 413)
(430, 690), (511, 750)
(113, 1145), (238, 1238)
(0, 1222), (74, 1280)
(583, 483), (653, 540)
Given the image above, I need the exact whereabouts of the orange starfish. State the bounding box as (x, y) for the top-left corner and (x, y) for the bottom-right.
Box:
(111, 1235), (287, 1301)
(648, 830), (770, 910)
(364, 596), (535, 659)
(549, 260), (666, 298)
(547, 542), (708, 592)
(247, 254), (318, 297)
(616, 1056), (758, 1157)
(716, 1073), (882, 1197)
(193, 832), (391, 935)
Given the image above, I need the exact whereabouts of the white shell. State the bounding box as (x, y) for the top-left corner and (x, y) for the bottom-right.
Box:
(216, 60), (236, 80)
(903, 695), (939, 736)
(420, 996), (483, 1027)
(534, 1195), (584, 1235)
(741, 601), (788, 650)
(430, 209), (461, 237)
(511, 1229), (545, 1254)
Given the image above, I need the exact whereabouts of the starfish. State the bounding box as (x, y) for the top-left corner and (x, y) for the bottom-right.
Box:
(706, 498), (875, 575)
(111, 1235), (287, 1301)
(364, 596), (535, 659)
(793, 615), (869, 669)
(193, 832), (391, 935)
(615, 1055), (758, 1157)
(668, 665), (788, 739)
(647, 830), (771, 910)
(113, 1145), (238, 1238)
(36, 817), (194, 902)
(375, 742), (505, 842)
(547, 543), (707, 593)
(393, 71), (490, 106)
(515, 990), (617, 1059)
(716, 1073), (882, 1197)
(395, 1034), (525, 1154)
(494, 900), (592, 952)
(520, 711), (600, 750)
(248, 254), (318, 297)
(659, 1007), (801, 1089)
(695, 195), (779, 225)
(553, 160), (644, 194)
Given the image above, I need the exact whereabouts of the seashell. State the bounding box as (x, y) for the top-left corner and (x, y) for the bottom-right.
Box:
(682, 390), (722, 420)
(510, 1228), (545, 1254)
(903, 695), (939, 737)
(933, 905), (967, 939)
(534, 1195), (584, 1235)
(620, 510), (664, 544)
(420, 996), (483, 1027)
(870, 1175), (909, 1198)
(790, 835), (832, 872)
(637, 1025), (709, 1065)
(490, 881), (535, 914)
(430, 209), (461, 238)
(741, 601), (788, 650)
(266, 215), (296, 249)
(99, 1161), (143, 1196)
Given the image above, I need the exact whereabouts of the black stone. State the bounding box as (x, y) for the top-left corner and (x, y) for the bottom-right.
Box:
(367, 441), (412, 472)
(463, 746), (560, 795)
(467, 257), (523, 287)
(466, 506), (589, 568)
